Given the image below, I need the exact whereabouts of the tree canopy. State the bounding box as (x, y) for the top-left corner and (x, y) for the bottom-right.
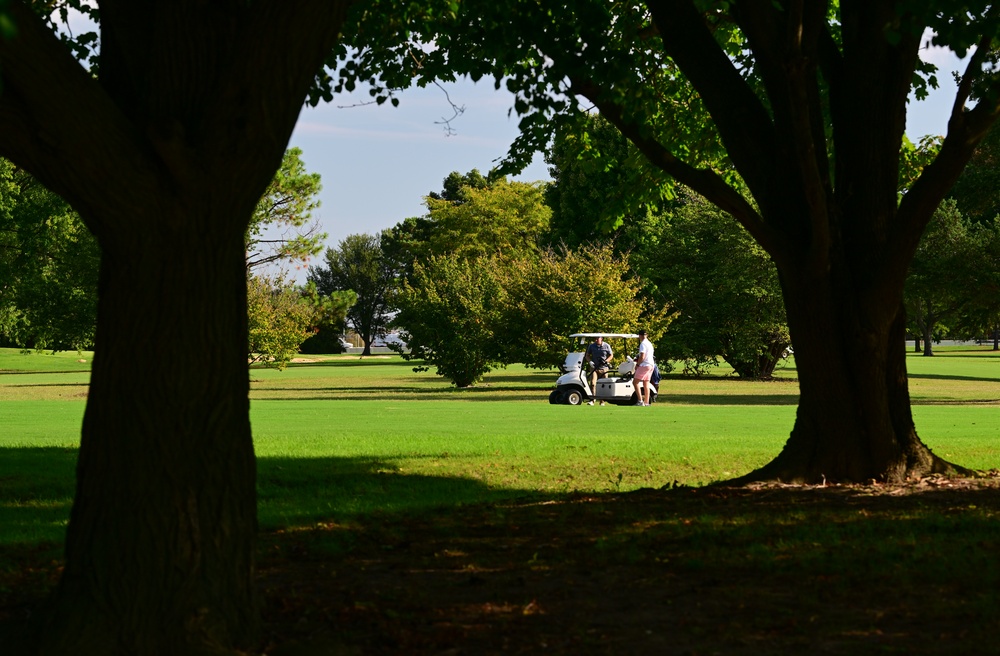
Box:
(641, 192), (790, 378)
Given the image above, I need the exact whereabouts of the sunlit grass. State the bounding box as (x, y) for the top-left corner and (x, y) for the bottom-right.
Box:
(1, 346), (999, 546)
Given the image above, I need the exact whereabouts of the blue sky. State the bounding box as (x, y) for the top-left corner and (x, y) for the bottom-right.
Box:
(287, 42), (968, 280)
(287, 80), (551, 261)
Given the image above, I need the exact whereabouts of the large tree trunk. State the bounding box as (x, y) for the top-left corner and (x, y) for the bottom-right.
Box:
(735, 271), (967, 485)
(0, 2), (353, 652)
(38, 213), (257, 655)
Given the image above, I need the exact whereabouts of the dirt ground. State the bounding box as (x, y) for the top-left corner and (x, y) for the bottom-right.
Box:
(3, 478), (1000, 655)
(255, 477), (1000, 655)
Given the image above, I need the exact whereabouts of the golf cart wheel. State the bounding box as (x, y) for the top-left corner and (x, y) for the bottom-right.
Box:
(631, 392), (643, 406)
(564, 389), (584, 406)
(549, 390), (562, 404)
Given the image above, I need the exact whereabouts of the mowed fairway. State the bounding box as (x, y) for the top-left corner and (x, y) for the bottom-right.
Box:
(4, 347), (1000, 654)
(1, 347), (999, 546)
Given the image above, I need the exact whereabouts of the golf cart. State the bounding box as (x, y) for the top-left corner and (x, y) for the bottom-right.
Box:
(549, 333), (658, 406)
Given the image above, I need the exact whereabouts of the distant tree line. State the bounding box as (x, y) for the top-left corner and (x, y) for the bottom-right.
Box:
(309, 115), (1000, 388)
(4, 122), (998, 385)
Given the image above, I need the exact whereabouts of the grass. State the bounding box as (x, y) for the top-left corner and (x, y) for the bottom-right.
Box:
(1, 346), (999, 547)
(2, 346), (1000, 653)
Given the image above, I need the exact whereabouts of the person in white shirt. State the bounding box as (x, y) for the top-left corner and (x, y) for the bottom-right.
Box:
(633, 329), (655, 406)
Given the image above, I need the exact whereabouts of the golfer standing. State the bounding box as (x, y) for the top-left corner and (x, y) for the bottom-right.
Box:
(633, 329), (655, 406)
(584, 336), (613, 405)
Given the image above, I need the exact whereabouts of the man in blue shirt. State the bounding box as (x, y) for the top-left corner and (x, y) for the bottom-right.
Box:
(584, 336), (613, 406)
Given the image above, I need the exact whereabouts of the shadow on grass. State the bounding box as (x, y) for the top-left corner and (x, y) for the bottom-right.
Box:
(0, 370), (89, 376)
(0, 447), (546, 548)
(249, 482), (1000, 655)
(4, 452), (1000, 655)
(916, 348), (1000, 358)
(272, 359), (423, 370)
(0, 448), (77, 547)
(256, 455), (546, 531)
(250, 387), (554, 402)
(4, 383), (89, 389)
(909, 372), (1000, 383)
(662, 393), (800, 406)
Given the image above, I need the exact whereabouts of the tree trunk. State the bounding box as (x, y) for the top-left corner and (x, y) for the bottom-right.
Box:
(914, 337), (920, 352)
(721, 335), (789, 379)
(734, 273), (967, 485)
(37, 211), (257, 655)
(0, 3), (353, 651)
(993, 326), (999, 351)
(922, 318), (935, 356)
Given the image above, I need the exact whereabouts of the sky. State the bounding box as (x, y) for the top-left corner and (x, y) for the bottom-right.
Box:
(285, 80), (551, 274)
(285, 39), (968, 280)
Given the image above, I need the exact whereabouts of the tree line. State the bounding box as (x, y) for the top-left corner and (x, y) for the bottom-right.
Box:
(308, 114), (1000, 387)
(5, 118), (999, 384)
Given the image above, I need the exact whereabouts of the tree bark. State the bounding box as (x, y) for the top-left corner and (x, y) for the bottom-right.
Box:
(38, 215), (258, 655)
(922, 318), (935, 356)
(0, 1), (353, 652)
(733, 269), (967, 485)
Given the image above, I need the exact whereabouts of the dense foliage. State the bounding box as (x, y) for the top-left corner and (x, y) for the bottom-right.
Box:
(0, 159), (98, 351)
(247, 275), (317, 369)
(387, 171), (667, 386)
(638, 193), (789, 378)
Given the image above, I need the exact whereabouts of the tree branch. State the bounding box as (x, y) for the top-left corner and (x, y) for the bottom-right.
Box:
(646, 0), (779, 203)
(573, 79), (792, 268)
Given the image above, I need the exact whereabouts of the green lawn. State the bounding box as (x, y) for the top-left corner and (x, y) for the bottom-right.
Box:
(1, 347), (999, 546)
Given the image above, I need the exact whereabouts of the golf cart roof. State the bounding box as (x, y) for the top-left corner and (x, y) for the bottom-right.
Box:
(570, 333), (640, 339)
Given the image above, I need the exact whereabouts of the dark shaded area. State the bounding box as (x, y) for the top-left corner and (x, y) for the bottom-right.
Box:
(0, 448), (78, 545)
(256, 456), (545, 528)
(4, 471), (1000, 655)
(252, 480), (1000, 655)
(907, 373), (1000, 383)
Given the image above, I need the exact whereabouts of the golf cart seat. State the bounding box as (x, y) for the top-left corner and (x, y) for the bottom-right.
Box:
(617, 358), (636, 376)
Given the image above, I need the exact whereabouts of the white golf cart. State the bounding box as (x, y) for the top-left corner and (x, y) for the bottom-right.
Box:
(549, 333), (657, 406)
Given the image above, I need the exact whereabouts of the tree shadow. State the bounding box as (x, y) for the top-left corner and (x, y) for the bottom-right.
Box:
(256, 455), (546, 530)
(5, 444), (1000, 655)
(250, 388), (551, 402)
(4, 383), (88, 388)
(908, 372), (1000, 383)
(0, 447), (546, 548)
(0, 447), (77, 547)
(659, 393), (801, 405)
(252, 482), (1000, 655)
